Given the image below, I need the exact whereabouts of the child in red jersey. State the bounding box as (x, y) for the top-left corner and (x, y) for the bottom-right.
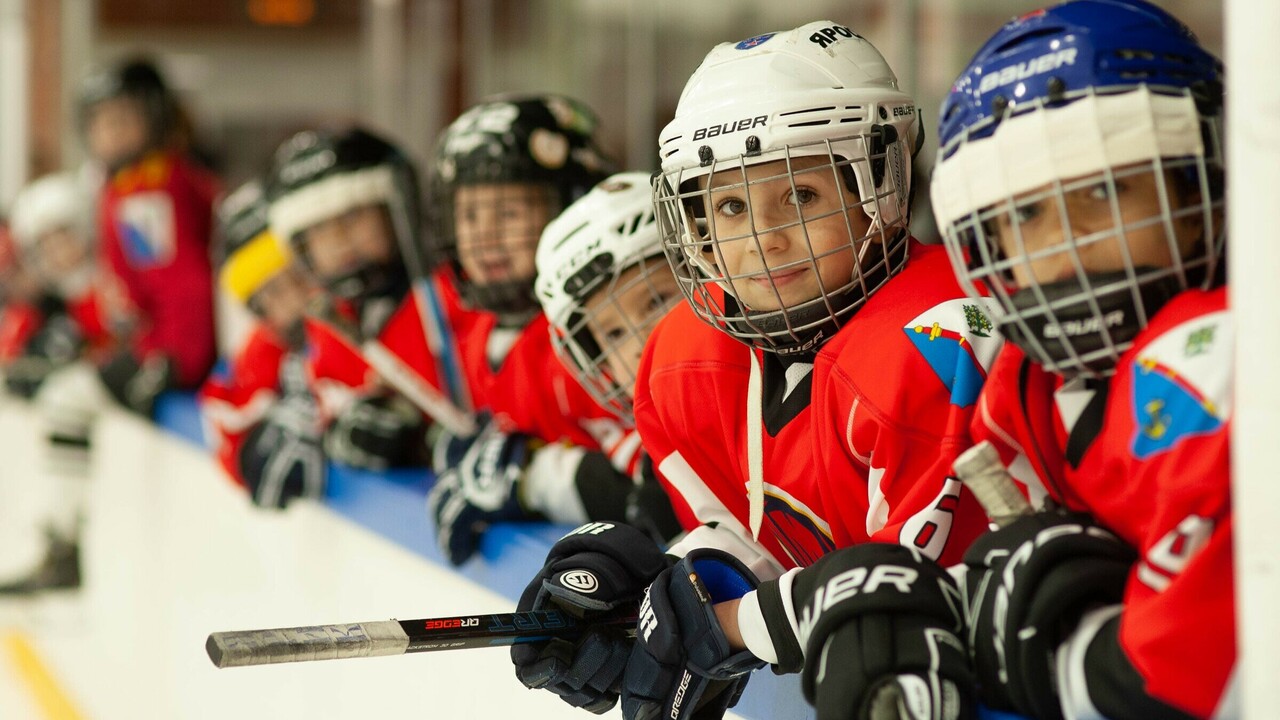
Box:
(425, 97), (668, 566)
(267, 127), (473, 474)
(1, 173), (109, 398)
(510, 22), (997, 720)
(931, 2), (1232, 718)
(81, 58), (219, 414)
(199, 179), (325, 509)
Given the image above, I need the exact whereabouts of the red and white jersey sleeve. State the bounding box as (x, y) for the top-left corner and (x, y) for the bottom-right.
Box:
(811, 243), (999, 566)
(198, 324), (289, 490)
(99, 151), (219, 388)
(971, 287), (1235, 719)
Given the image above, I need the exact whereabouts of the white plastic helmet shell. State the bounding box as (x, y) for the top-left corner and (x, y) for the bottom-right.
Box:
(534, 171), (661, 330)
(9, 173), (94, 251)
(657, 20), (918, 229)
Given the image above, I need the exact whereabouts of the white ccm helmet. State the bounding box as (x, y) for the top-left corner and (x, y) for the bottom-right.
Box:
(535, 172), (677, 419)
(653, 21), (921, 355)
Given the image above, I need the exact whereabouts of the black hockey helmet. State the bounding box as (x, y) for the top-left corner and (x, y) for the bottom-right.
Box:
(267, 127), (423, 303)
(79, 57), (178, 153)
(430, 94), (614, 316)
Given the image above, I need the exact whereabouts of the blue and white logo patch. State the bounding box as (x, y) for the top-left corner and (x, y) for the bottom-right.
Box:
(116, 192), (176, 269)
(735, 33), (776, 50)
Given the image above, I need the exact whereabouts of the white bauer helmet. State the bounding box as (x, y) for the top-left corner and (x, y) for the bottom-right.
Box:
(653, 21), (922, 355)
(9, 172), (96, 298)
(535, 172), (677, 419)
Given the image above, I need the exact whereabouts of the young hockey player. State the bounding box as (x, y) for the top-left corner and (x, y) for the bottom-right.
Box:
(426, 97), (673, 566)
(0, 173), (109, 398)
(534, 171), (681, 421)
(199, 179), (326, 509)
(0, 173), (108, 594)
(511, 22), (997, 719)
(931, 2), (1233, 718)
(81, 57), (219, 415)
(268, 127), (469, 473)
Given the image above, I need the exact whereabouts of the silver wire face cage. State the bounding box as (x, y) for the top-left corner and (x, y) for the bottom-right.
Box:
(652, 138), (910, 355)
(939, 86), (1225, 377)
(444, 183), (558, 316)
(548, 253), (680, 420)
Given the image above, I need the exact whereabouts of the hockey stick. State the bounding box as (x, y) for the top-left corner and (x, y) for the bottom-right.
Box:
(952, 440), (1033, 528)
(207, 609), (637, 668)
(358, 337), (476, 436)
(308, 296), (476, 438)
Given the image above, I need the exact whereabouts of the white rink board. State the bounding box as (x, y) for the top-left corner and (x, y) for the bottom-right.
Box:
(0, 400), (753, 719)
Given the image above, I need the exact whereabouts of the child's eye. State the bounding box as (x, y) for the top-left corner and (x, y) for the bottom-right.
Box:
(789, 187), (818, 206)
(1010, 202), (1043, 225)
(647, 292), (673, 313)
(715, 197), (747, 217)
(1087, 180), (1124, 202)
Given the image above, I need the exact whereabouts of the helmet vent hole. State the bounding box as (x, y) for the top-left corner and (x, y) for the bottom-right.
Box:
(780, 106), (836, 117)
(991, 27), (1061, 53)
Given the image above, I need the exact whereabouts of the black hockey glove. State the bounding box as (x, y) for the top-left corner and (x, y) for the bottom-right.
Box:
(511, 522), (672, 714)
(98, 351), (174, 417)
(621, 548), (766, 720)
(962, 511), (1136, 719)
(323, 393), (427, 471)
(5, 314), (85, 399)
(756, 543), (974, 720)
(237, 392), (326, 509)
(426, 419), (539, 566)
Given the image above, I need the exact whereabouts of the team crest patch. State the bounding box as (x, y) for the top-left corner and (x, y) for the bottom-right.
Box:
(759, 484), (835, 568)
(1129, 311), (1232, 459)
(735, 33), (776, 50)
(116, 192), (176, 268)
(902, 299), (1003, 407)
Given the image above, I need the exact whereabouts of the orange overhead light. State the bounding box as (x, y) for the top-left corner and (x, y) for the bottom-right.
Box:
(247, 0), (316, 26)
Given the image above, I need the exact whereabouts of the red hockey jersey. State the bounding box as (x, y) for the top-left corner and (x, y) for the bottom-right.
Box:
(199, 324), (290, 490)
(304, 267), (477, 427)
(99, 151), (219, 388)
(634, 243), (999, 571)
(972, 287), (1234, 718)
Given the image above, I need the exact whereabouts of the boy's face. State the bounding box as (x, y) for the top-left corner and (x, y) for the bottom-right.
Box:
(251, 264), (316, 341)
(453, 183), (553, 285)
(581, 260), (680, 399)
(300, 205), (396, 282)
(990, 167), (1204, 288)
(85, 97), (150, 169)
(704, 156), (871, 312)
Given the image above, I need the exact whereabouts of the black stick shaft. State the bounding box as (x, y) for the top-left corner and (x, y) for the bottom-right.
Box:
(207, 610), (636, 669)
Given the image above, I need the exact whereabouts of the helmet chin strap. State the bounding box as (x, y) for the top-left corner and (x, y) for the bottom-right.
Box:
(1001, 267), (1184, 377)
(746, 348), (764, 541)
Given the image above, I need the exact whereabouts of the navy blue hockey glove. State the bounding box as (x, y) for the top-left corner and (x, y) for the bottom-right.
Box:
(426, 420), (540, 566)
(98, 351), (174, 417)
(511, 522), (672, 714)
(323, 393), (427, 471)
(237, 393), (326, 509)
(756, 543), (973, 720)
(962, 512), (1136, 719)
(621, 548), (766, 720)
